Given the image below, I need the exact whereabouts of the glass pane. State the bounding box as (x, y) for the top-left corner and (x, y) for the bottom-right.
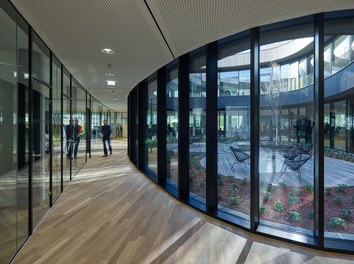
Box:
(217, 37), (251, 226)
(324, 17), (354, 246)
(71, 80), (86, 175)
(259, 23), (315, 236)
(32, 33), (50, 84)
(63, 72), (71, 185)
(189, 51), (206, 205)
(146, 75), (157, 175)
(167, 66), (179, 190)
(91, 98), (103, 156)
(16, 20), (30, 255)
(0, 7), (18, 263)
(32, 80), (50, 228)
(52, 57), (62, 201)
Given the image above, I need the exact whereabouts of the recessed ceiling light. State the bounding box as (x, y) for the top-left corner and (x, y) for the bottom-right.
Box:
(107, 80), (116, 86)
(101, 48), (114, 54)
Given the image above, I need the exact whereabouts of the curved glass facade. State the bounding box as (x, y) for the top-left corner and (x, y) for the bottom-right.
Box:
(128, 10), (354, 253)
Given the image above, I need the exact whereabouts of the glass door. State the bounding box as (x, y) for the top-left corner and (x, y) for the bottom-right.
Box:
(31, 79), (51, 228)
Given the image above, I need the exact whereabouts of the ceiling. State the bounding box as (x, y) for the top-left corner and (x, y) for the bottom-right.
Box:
(9, 0), (354, 112)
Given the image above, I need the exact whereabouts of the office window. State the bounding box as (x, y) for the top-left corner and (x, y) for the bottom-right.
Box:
(146, 75), (158, 174)
(166, 66), (179, 188)
(189, 51), (206, 202)
(217, 36), (251, 225)
(324, 16), (354, 246)
(259, 22), (315, 236)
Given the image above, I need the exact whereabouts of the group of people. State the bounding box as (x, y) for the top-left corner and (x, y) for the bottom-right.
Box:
(65, 119), (113, 159)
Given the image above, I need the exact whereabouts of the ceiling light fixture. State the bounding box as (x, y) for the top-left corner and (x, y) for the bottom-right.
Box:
(101, 48), (114, 54)
(107, 80), (116, 86)
(105, 73), (115, 77)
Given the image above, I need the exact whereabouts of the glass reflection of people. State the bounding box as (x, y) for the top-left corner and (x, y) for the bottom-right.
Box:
(73, 119), (83, 159)
(101, 119), (112, 157)
(65, 119), (74, 159)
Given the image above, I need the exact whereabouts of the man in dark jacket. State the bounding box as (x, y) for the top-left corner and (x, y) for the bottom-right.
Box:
(101, 119), (112, 157)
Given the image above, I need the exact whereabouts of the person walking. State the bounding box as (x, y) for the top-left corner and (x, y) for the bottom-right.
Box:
(65, 119), (74, 159)
(101, 119), (112, 157)
(73, 119), (83, 159)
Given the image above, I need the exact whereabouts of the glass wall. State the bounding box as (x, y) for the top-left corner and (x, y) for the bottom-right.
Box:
(0, 3), (119, 262)
(189, 51), (207, 203)
(217, 36), (251, 223)
(259, 22), (315, 235)
(166, 64), (179, 189)
(52, 56), (62, 202)
(324, 15), (354, 247)
(0, 4), (29, 262)
(91, 97), (102, 155)
(71, 80), (86, 175)
(146, 75), (158, 174)
(32, 32), (51, 229)
(128, 9), (354, 254)
(62, 69), (71, 184)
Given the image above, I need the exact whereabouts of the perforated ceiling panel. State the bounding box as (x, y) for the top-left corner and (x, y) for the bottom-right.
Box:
(9, 0), (354, 111)
(11, 0), (173, 111)
(148, 0), (354, 57)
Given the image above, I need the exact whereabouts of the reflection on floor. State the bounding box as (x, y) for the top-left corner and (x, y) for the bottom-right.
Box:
(12, 140), (354, 264)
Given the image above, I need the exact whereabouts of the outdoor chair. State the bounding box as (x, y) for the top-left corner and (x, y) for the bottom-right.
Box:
(230, 146), (250, 169)
(280, 153), (311, 183)
(189, 135), (203, 149)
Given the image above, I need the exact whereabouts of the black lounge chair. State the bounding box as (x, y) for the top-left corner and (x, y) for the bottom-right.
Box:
(280, 153), (311, 183)
(230, 146), (250, 169)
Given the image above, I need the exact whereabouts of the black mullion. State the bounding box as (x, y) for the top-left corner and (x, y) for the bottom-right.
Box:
(157, 67), (167, 187)
(314, 13), (325, 248)
(138, 82), (146, 172)
(60, 64), (64, 193)
(250, 27), (260, 231)
(28, 28), (33, 236)
(49, 51), (53, 207)
(178, 53), (190, 201)
(69, 75), (72, 181)
(206, 42), (218, 214)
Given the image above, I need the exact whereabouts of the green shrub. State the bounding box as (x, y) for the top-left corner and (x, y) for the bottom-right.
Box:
(189, 174), (195, 183)
(292, 189), (302, 196)
(232, 182), (238, 189)
(340, 209), (353, 220)
(329, 217), (347, 229)
(332, 195), (343, 205)
(218, 178), (224, 185)
(288, 211), (300, 222)
(337, 184), (347, 193)
(274, 201), (284, 211)
(264, 191), (272, 201)
(229, 195), (239, 205)
(228, 187), (239, 195)
(260, 204), (266, 214)
(303, 184), (314, 193)
(307, 210), (314, 218)
(287, 193), (296, 206)
(278, 181), (287, 189)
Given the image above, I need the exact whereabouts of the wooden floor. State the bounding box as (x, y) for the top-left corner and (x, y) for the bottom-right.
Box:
(12, 140), (354, 264)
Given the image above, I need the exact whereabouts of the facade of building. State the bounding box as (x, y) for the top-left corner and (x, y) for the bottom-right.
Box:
(128, 10), (354, 254)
